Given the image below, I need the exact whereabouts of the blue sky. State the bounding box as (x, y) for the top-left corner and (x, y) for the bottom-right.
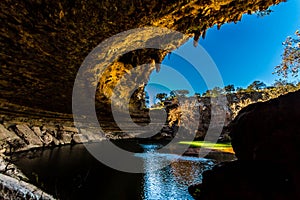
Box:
(145, 0), (300, 98)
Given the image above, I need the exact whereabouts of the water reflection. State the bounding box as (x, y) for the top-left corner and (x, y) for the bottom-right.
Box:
(137, 144), (215, 200)
(12, 143), (217, 200)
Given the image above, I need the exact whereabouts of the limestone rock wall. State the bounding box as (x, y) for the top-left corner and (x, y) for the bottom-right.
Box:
(0, 123), (104, 154)
(165, 91), (280, 140)
(0, 0), (285, 113)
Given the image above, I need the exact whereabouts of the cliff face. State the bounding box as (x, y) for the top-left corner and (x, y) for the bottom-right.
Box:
(165, 90), (289, 140)
(230, 90), (300, 163)
(0, 0), (285, 114)
(189, 90), (300, 199)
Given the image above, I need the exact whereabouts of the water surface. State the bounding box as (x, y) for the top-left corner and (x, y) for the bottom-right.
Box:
(12, 142), (223, 200)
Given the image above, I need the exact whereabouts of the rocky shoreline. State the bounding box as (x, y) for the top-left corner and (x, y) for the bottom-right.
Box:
(1, 89), (299, 199)
(0, 123), (105, 155)
(0, 118), (106, 200)
(0, 156), (55, 200)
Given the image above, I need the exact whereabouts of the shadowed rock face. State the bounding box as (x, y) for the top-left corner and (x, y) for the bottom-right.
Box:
(230, 90), (300, 163)
(189, 90), (300, 200)
(229, 90), (300, 198)
(0, 0), (285, 113)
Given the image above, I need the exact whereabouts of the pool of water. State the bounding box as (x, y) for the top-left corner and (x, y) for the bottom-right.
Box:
(12, 142), (223, 200)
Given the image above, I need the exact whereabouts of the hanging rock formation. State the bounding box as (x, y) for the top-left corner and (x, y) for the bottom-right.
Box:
(0, 0), (285, 114)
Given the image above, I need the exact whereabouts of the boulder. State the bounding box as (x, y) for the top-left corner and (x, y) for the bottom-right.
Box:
(14, 125), (43, 146)
(41, 133), (53, 146)
(42, 126), (58, 138)
(72, 134), (89, 144)
(31, 127), (42, 137)
(190, 90), (300, 199)
(0, 124), (25, 153)
(230, 90), (300, 164)
(59, 132), (72, 144)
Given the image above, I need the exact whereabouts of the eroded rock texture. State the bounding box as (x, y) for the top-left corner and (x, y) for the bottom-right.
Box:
(0, 0), (285, 113)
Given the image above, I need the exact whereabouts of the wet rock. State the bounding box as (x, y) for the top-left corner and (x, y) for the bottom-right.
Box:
(14, 125), (43, 147)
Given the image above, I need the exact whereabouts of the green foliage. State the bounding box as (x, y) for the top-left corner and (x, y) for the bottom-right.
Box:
(202, 89), (211, 97)
(211, 86), (223, 96)
(247, 80), (266, 91)
(156, 93), (167, 103)
(224, 84), (235, 93)
(275, 30), (300, 78)
(273, 79), (287, 87)
(194, 93), (201, 99)
(179, 141), (232, 148)
(202, 86), (224, 97)
(236, 87), (245, 93)
(179, 141), (234, 153)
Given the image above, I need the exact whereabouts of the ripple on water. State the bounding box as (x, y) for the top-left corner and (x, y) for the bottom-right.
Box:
(135, 150), (216, 200)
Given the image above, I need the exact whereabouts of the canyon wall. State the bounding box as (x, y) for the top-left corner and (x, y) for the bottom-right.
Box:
(0, 0), (285, 114)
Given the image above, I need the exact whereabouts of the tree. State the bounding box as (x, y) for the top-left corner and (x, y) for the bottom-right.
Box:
(211, 86), (223, 97)
(194, 93), (201, 99)
(273, 79), (288, 87)
(202, 87), (223, 97)
(247, 80), (266, 91)
(236, 87), (244, 93)
(145, 92), (150, 106)
(156, 93), (167, 104)
(275, 30), (300, 78)
(224, 84), (235, 93)
(202, 89), (212, 97)
(170, 91), (176, 98)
